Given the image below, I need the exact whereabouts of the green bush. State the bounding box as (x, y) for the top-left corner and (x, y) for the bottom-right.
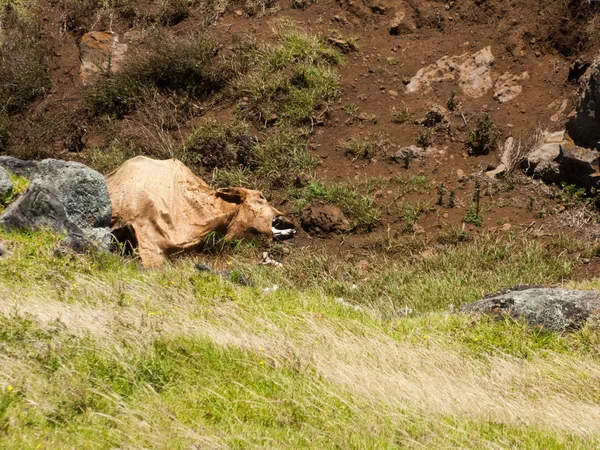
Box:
(0, 9), (50, 114)
(85, 31), (227, 118)
(232, 25), (342, 127)
(468, 113), (500, 155)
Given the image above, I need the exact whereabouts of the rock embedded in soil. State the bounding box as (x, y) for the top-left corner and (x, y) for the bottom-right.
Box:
(0, 158), (113, 250)
(0, 166), (12, 198)
(79, 31), (128, 85)
(406, 47), (495, 98)
(300, 204), (350, 236)
(460, 287), (600, 331)
(493, 71), (529, 103)
(392, 145), (427, 163)
(522, 130), (600, 189)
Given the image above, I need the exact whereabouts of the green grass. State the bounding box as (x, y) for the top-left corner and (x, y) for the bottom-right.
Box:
(212, 127), (318, 190)
(0, 173), (29, 213)
(232, 23), (342, 128)
(1, 229), (600, 447)
(289, 181), (380, 230)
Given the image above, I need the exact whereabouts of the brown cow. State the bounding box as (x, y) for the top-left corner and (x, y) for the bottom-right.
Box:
(107, 156), (285, 267)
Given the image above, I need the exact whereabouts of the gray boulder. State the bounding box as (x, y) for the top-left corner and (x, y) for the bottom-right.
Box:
(567, 52), (600, 148)
(460, 286), (600, 331)
(0, 158), (113, 250)
(0, 166), (12, 198)
(522, 130), (600, 190)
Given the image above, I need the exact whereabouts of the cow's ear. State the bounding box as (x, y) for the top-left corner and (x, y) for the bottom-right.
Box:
(216, 188), (245, 204)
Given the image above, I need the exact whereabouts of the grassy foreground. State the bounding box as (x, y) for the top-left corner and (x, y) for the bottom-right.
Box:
(2, 231), (600, 448)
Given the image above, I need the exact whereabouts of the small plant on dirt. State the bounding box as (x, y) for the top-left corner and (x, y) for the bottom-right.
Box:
(402, 152), (413, 169)
(213, 128), (318, 191)
(417, 127), (433, 148)
(436, 184), (445, 206)
(448, 190), (456, 208)
(559, 182), (595, 209)
(437, 225), (471, 245)
(447, 90), (458, 112)
(232, 24), (343, 128)
(401, 202), (429, 233)
(343, 103), (359, 117)
(391, 107), (412, 124)
(468, 113), (500, 155)
(463, 181), (483, 226)
(343, 138), (372, 160)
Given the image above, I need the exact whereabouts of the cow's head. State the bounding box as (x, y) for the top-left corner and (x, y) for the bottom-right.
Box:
(216, 188), (287, 239)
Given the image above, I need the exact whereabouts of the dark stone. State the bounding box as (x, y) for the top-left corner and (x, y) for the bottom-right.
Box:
(0, 158), (112, 251)
(460, 287), (600, 331)
(569, 58), (591, 82)
(194, 263), (212, 272)
(0, 156), (40, 178)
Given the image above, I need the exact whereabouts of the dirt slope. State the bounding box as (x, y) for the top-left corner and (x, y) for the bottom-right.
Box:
(4, 0), (600, 255)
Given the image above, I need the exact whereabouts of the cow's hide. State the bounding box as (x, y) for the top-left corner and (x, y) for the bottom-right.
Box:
(106, 156), (281, 267)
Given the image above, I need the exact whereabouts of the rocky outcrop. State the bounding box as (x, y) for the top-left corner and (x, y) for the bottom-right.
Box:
(0, 158), (113, 250)
(406, 47), (495, 98)
(460, 287), (600, 331)
(567, 52), (600, 148)
(521, 130), (600, 189)
(79, 31), (128, 85)
(300, 204), (350, 236)
(0, 166), (11, 198)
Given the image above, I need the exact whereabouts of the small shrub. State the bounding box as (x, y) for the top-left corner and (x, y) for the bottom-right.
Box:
(343, 103), (359, 117)
(343, 138), (372, 160)
(559, 182), (596, 209)
(213, 128), (318, 190)
(463, 181), (483, 226)
(401, 202), (429, 233)
(436, 184), (445, 206)
(468, 113), (500, 155)
(391, 107), (411, 124)
(417, 127), (433, 147)
(447, 90), (458, 111)
(448, 190), (456, 208)
(0, 11), (50, 114)
(85, 31), (226, 118)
